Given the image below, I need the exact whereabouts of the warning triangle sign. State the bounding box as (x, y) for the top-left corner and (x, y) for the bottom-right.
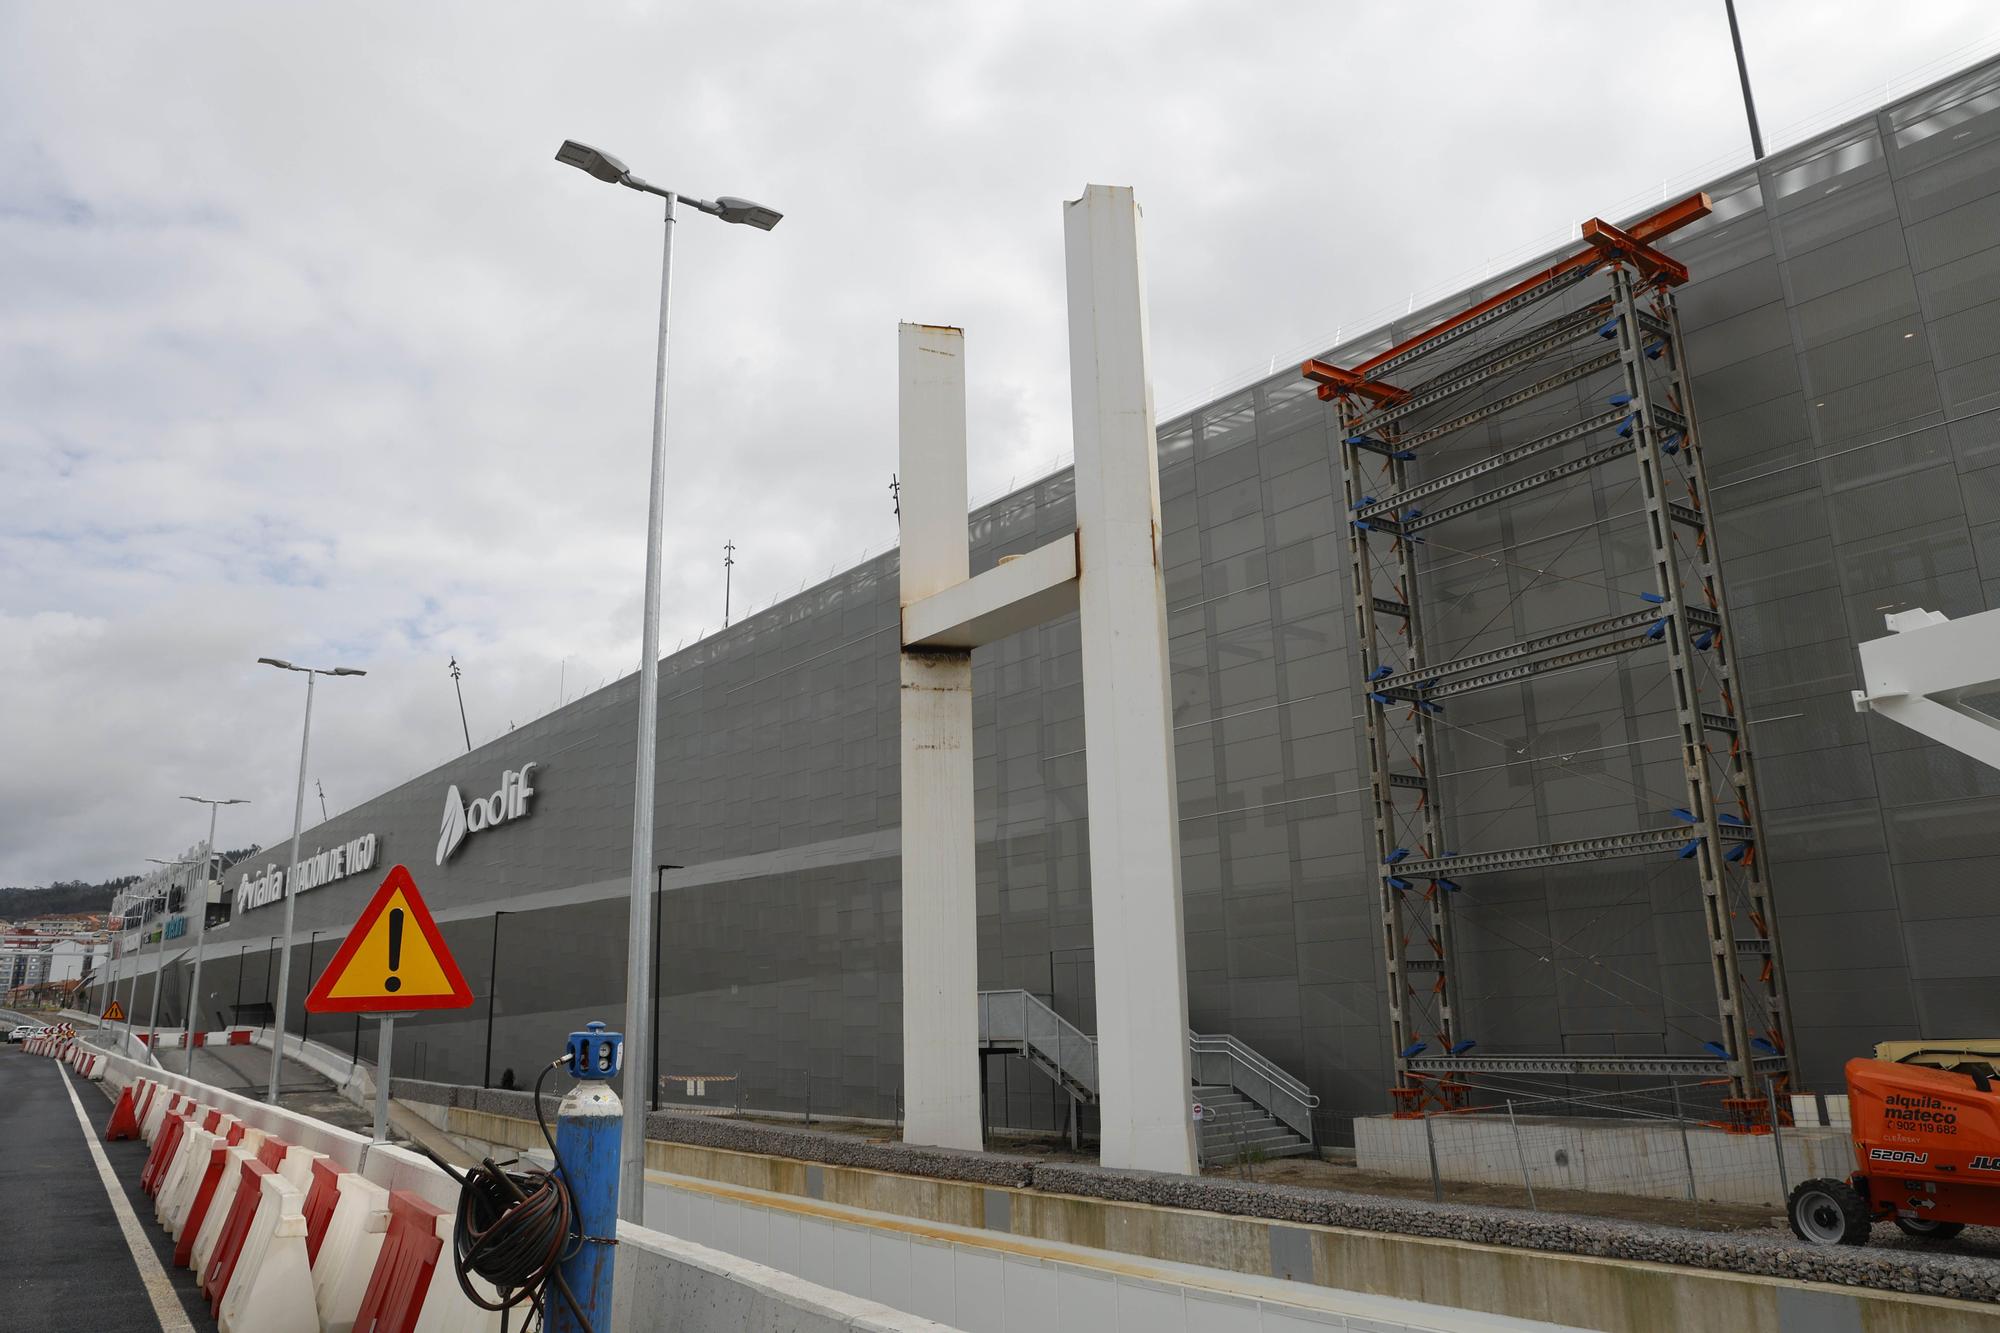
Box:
(305, 864), (474, 1014)
(102, 998), (126, 1022)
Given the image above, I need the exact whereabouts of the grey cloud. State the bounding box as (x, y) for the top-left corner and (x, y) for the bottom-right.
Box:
(1, 0), (1990, 881)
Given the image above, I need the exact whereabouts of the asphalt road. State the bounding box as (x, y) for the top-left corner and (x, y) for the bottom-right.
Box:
(0, 1043), (216, 1331)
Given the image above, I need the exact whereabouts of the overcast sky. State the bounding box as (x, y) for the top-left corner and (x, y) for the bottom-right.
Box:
(3, 2), (1994, 887)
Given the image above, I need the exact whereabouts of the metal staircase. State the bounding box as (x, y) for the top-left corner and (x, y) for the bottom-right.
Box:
(977, 989), (1317, 1159)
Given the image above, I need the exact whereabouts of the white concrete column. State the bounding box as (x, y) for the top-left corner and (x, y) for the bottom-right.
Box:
(897, 322), (983, 1150)
(1063, 186), (1198, 1174)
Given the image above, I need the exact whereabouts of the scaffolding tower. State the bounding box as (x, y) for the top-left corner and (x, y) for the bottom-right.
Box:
(1303, 193), (1799, 1121)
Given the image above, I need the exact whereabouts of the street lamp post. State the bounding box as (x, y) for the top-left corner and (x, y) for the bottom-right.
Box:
(483, 910), (510, 1089)
(257, 657), (366, 1102)
(555, 138), (780, 1219)
(180, 796), (247, 1073)
(143, 857), (199, 1047)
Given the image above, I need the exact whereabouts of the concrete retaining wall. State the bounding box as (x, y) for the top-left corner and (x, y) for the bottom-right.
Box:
(421, 1095), (2000, 1331)
(1354, 1113), (1858, 1208)
(614, 1223), (952, 1331)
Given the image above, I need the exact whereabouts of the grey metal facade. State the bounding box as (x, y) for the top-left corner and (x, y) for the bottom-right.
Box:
(106, 57), (2000, 1143)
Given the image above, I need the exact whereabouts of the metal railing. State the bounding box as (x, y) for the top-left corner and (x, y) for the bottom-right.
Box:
(978, 990), (1318, 1147)
(1189, 1031), (1318, 1142)
(977, 989), (1098, 1100)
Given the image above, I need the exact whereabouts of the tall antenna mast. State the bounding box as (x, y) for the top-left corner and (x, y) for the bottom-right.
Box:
(449, 657), (472, 751)
(723, 540), (736, 627)
(889, 473), (901, 526)
(315, 779), (329, 822)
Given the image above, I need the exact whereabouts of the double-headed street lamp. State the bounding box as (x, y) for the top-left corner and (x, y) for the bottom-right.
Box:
(554, 138), (780, 1218)
(258, 658), (365, 1102)
(181, 795), (247, 1073)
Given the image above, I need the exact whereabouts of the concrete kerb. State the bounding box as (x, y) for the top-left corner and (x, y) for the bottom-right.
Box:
(392, 1080), (1042, 1189)
(390, 1079), (2000, 1307)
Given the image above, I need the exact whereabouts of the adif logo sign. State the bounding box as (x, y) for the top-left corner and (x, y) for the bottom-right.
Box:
(437, 762), (538, 866)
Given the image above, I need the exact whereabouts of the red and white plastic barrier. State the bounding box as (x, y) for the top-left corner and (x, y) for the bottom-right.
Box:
(54, 1034), (504, 1333)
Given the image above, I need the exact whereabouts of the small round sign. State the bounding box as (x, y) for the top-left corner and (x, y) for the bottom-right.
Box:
(1192, 1101), (1205, 1122)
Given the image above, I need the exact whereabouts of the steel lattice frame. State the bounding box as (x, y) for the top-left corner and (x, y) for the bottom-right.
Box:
(1310, 204), (1799, 1111)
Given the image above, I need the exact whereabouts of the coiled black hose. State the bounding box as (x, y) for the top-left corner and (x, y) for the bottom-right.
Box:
(420, 1056), (593, 1333)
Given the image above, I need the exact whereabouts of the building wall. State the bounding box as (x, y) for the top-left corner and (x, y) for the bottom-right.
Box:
(103, 57), (2000, 1141)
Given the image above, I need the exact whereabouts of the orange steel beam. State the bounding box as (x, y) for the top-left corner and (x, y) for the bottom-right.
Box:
(1581, 217), (1691, 287)
(1301, 358), (1410, 406)
(1302, 192), (1713, 404)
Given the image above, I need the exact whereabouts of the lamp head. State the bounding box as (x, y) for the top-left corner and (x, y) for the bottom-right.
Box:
(331, 667), (367, 677)
(556, 140), (630, 185)
(713, 196), (782, 231)
(257, 657), (294, 670)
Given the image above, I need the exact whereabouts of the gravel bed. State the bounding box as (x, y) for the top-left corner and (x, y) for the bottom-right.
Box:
(392, 1080), (2000, 1303)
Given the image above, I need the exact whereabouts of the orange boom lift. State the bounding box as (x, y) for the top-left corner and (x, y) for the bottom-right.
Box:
(1787, 1053), (2000, 1244)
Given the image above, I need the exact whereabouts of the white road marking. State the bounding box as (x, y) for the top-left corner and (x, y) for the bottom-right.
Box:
(56, 1065), (196, 1332)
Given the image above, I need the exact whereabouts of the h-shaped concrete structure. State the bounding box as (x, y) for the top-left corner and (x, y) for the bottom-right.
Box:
(898, 185), (1198, 1175)
(1853, 605), (2000, 770)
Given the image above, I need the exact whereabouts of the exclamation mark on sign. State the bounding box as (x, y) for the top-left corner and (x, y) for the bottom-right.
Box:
(385, 908), (404, 993)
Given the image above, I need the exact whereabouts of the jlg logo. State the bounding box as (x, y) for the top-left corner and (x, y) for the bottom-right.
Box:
(1972, 1155), (2000, 1172)
(1869, 1148), (1929, 1164)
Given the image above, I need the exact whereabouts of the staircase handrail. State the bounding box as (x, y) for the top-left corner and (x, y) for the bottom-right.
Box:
(978, 988), (1098, 1096)
(1188, 1029), (1317, 1104)
(1188, 1029), (1318, 1142)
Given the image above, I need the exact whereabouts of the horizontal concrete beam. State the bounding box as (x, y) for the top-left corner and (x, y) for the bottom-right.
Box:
(901, 534), (1079, 650)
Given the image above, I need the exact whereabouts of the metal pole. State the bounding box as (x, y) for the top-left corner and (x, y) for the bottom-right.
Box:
(268, 669), (316, 1102)
(1423, 1113), (1443, 1203)
(372, 1015), (394, 1143)
(185, 805), (218, 1073)
(301, 930), (318, 1050)
(723, 540), (734, 628)
(1766, 1076), (1790, 1198)
(619, 189), (676, 1220)
(234, 943), (246, 1019)
(1672, 1081), (1699, 1206)
(484, 912), (504, 1088)
(651, 871), (661, 1111)
(1723, 0), (1766, 159)
(1506, 1100), (1537, 1210)
(450, 658), (473, 752)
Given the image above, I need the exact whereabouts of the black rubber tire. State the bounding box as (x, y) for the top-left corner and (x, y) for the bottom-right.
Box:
(1788, 1178), (1872, 1246)
(1893, 1216), (1966, 1241)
